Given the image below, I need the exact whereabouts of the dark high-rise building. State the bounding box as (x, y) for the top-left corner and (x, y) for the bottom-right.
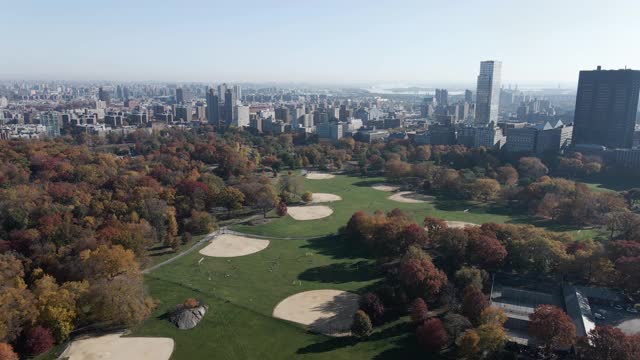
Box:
(224, 89), (236, 126)
(206, 88), (220, 126)
(176, 88), (185, 104)
(465, 89), (473, 103)
(435, 89), (448, 106)
(573, 67), (640, 149)
(98, 87), (110, 104)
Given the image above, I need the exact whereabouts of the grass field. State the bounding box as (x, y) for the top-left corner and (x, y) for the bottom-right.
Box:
(132, 236), (424, 359)
(127, 173), (606, 360)
(231, 174), (601, 240)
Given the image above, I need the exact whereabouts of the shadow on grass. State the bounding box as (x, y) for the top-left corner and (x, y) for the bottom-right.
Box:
(298, 261), (382, 284)
(296, 322), (413, 355)
(301, 236), (371, 260)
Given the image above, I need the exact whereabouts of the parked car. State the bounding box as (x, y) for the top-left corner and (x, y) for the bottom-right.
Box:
(627, 307), (638, 314)
(594, 312), (605, 320)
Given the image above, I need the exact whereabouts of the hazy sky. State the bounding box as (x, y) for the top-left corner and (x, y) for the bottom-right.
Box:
(2, 0), (639, 85)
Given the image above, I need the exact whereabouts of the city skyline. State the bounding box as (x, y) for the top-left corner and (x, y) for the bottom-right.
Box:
(2, 0), (640, 84)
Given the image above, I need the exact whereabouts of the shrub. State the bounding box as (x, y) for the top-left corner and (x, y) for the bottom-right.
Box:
(24, 326), (54, 356)
(350, 310), (372, 338)
(302, 192), (313, 202)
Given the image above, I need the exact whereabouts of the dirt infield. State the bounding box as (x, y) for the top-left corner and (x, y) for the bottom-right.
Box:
(272, 290), (360, 337)
(310, 193), (342, 203)
(387, 191), (435, 203)
(446, 221), (479, 228)
(306, 172), (335, 180)
(199, 234), (269, 257)
(61, 333), (174, 360)
(288, 205), (333, 220)
(371, 184), (400, 192)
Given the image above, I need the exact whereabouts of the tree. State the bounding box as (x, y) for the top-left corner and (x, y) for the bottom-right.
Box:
(468, 178), (501, 202)
(409, 298), (429, 324)
(443, 313), (472, 342)
(462, 285), (488, 325)
(85, 275), (154, 327)
(518, 157), (548, 180)
(350, 310), (372, 338)
(255, 184), (278, 217)
(467, 234), (507, 269)
(416, 318), (448, 352)
(476, 323), (506, 354)
(0, 343), (18, 360)
(217, 186), (245, 216)
(576, 326), (640, 360)
(496, 166), (519, 186)
(80, 245), (140, 280)
(275, 201), (288, 217)
(529, 305), (576, 353)
(458, 329), (480, 359)
(23, 326), (54, 356)
(32, 274), (88, 342)
(424, 216), (447, 236)
(359, 293), (385, 325)
(479, 307), (507, 327)
(454, 266), (486, 290)
(397, 247), (448, 300)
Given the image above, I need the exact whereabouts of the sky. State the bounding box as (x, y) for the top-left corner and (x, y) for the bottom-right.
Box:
(1, 0), (639, 86)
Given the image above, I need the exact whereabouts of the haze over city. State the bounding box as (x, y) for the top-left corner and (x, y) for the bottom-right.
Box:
(2, 0), (640, 85)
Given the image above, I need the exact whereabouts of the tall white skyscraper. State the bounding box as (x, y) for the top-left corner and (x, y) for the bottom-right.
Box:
(217, 83), (228, 99)
(475, 60), (502, 126)
(233, 84), (242, 102)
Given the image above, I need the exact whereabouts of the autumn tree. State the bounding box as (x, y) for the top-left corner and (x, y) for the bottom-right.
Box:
(32, 273), (88, 342)
(217, 186), (245, 216)
(518, 157), (548, 180)
(468, 178), (501, 202)
(275, 201), (288, 217)
(397, 246), (448, 300)
(23, 326), (54, 356)
(454, 266), (486, 290)
(416, 318), (448, 352)
(461, 285), (488, 325)
(0, 343), (18, 360)
(350, 310), (372, 338)
(576, 326), (640, 360)
(409, 298), (429, 324)
(529, 305), (576, 354)
(359, 293), (385, 325)
(457, 329), (480, 359)
(496, 166), (519, 186)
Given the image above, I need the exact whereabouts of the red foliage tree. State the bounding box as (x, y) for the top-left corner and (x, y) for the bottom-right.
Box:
(416, 318), (448, 352)
(399, 223), (429, 251)
(275, 201), (287, 217)
(409, 298), (429, 324)
(24, 326), (54, 356)
(461, 285), (488, 325)
(576, 326), (640, 360)
(529, 305), (576, 353)
(397, 249), (448, 299)
(0, 343), (18, 360)
(359, 292), (385, 325)
(467, 234), (507, 268)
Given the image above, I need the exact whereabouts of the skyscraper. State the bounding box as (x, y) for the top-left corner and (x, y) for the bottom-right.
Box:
(224, 88), (236, 127)
(217, 83), (228, 99)
(475, 60), (502, 125)
(435, 89), (448, 106)
(98, 87), (110, 104)
(465, 89), (473, 103)
(206, 88), (220, 126)
(573, 66), (640, 149)
(233, 84), (242, 101)
(176, 88), (184, 104)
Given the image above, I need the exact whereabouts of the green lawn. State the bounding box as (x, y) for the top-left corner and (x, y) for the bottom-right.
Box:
(133, 236), (424, 359)
(231, 174), (599, 240)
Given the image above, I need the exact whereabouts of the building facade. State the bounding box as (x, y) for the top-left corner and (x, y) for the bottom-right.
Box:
(475, 60), (502, 125)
